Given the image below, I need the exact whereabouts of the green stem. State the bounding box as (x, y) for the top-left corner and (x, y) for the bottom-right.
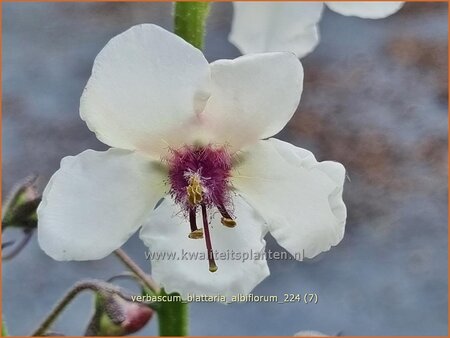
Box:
(157, 289), (188, 336)
(2, 320), (8, 336)
(174, 2), (210, 50)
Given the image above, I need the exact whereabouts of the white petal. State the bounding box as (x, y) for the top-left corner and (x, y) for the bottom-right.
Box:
(139, 196), (270, 301)
(80, 24), (211, 157)
(38, 148), (167, 260)
(232, 138), (346, 259)
(201, 53), (303, 152)
(230, 2), (324, 57)
(326, 2), (404, 19)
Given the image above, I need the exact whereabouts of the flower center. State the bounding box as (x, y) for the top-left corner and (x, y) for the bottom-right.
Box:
(167, 145), (236, 272)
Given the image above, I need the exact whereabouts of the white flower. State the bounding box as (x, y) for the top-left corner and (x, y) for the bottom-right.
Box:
(38, 24), (346, 299)
(230, 1), (404, 58)
(294, 331), (328, 337)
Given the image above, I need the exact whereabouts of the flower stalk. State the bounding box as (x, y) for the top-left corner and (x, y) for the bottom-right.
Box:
(2, 229), (34, 261)
(113, 248), (160, 294)
(174, 2), (210, 50)
(31, 281), (101, 336)
(31, 279), (154, 336)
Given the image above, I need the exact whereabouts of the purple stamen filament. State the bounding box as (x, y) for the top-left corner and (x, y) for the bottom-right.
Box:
(188, 207), (203, 239)
(217, 203), (237, 228)
(167, 144), (236, 272)
(189, 208), (198, 232)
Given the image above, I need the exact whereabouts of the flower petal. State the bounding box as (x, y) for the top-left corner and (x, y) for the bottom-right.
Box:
(201, 52), (303, 152)
(80, 24), (211, 157)
(232, 138), (346, 259)
(38, 148), (166, 260)
(326, 2), (404, 19)
(229, 2), (324, 57)
(139, 196), (270, 301)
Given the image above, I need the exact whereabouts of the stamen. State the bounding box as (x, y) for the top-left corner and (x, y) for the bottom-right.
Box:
(186, 175), (203, 206)
(188, 208), (203, 239)
(189, 230), (204, 239)
(217, 204), (237, 228)
(201, 204), (218, 272)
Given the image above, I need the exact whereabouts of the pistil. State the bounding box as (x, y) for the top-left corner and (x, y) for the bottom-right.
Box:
(186, 174), (203, 206)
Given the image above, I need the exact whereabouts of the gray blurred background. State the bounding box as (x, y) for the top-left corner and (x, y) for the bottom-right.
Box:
(2, 2), (448, 336)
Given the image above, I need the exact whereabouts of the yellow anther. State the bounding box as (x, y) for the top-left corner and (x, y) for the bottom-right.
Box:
(188, 229), (204, 239)
(187, 175), (203, 206)
(221, 217), (236, 228)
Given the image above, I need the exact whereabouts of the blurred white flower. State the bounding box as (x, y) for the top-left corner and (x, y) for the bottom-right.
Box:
(294, 330), (329, 336)
(230, 1), (404, 57)
(38, 24), (346, 299)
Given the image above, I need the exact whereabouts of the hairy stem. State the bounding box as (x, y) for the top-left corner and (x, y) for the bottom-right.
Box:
(174, 2), (210, 50)
(31, 279), (143, 336)
(31, 281), (102, 336)
(2, 229), (34, 260)
(113, 248), (160, 294)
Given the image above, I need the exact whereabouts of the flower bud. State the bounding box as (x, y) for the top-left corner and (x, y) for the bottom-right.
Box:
(2, 175), (41, 229)
(85, 292), (153, 336)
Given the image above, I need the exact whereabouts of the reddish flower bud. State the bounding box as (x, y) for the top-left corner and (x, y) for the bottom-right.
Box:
(86, 292), (153, 336)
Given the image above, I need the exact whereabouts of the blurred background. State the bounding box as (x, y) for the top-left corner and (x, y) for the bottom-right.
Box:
(2, 2), (448, 336)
